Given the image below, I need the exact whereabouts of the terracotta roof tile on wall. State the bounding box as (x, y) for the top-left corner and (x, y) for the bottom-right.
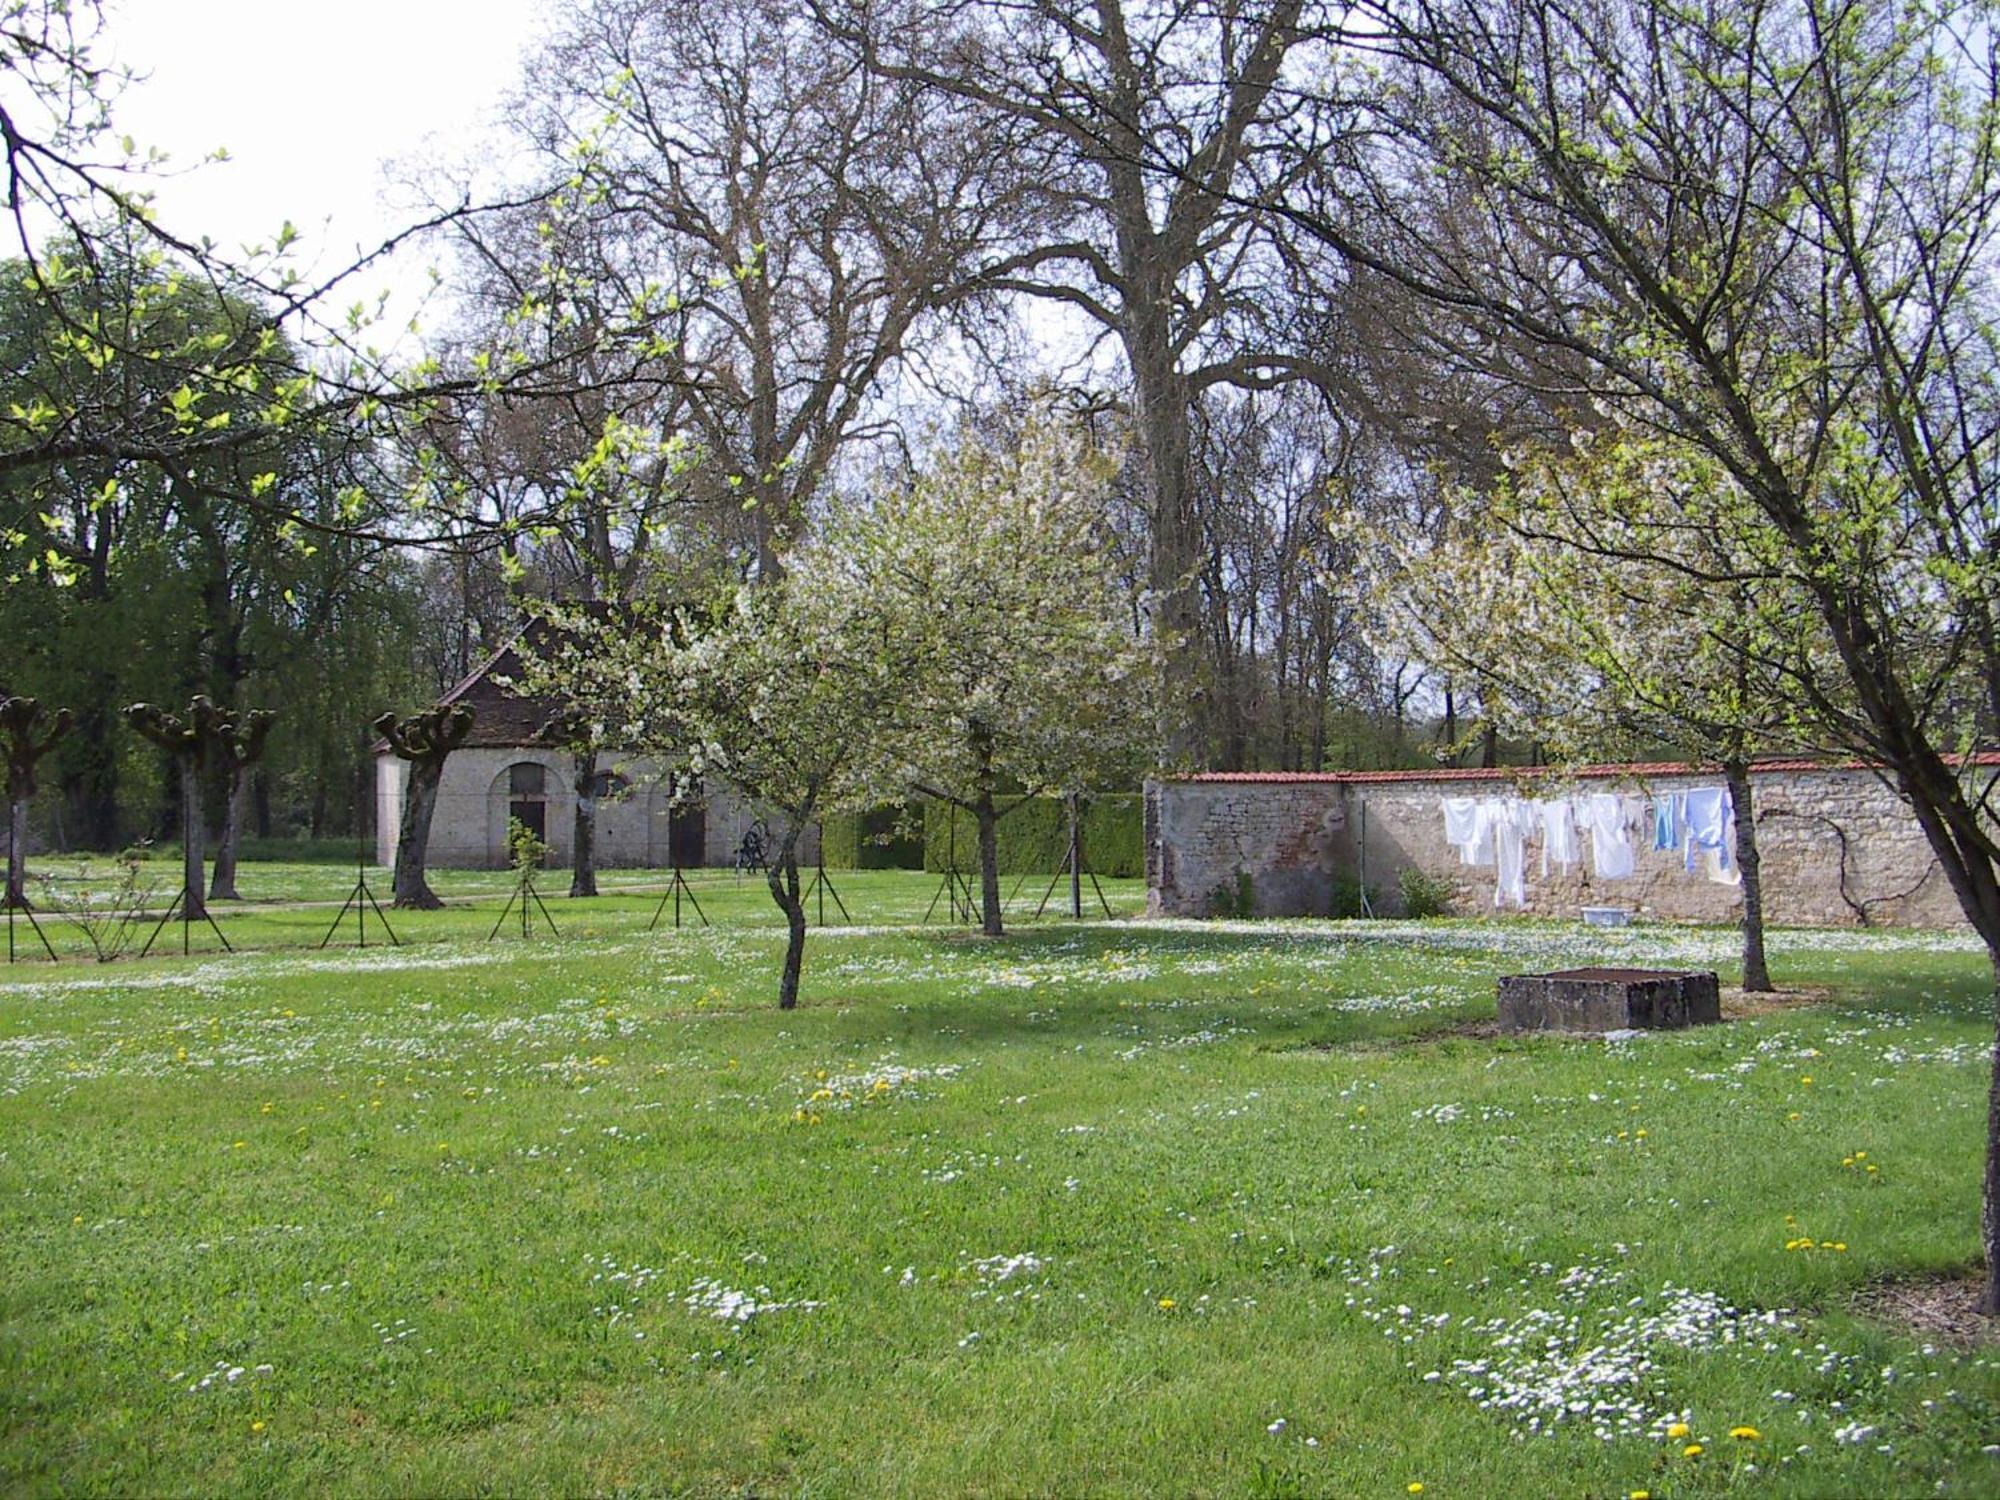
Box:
(1168, 752), (2000, 786)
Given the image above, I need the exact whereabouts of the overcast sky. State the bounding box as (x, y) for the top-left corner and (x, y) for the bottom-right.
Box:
(100, 0), (546, 317)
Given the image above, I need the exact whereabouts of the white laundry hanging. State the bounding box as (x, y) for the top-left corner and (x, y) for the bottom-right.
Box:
(1491, 799), (1534, 907)
(1538, 798), (1582, 875)
(1580, 792), (1636, 880)
(1441, 797), (1490, 866)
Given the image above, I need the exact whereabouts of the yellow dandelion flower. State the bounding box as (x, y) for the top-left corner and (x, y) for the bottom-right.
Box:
(1407, 1486), (1424, 1496)
(1666, 1421), (1690, 1439)
(1729, 1426), (1761, 1440)
(1683, 1443), (1704, 1458)
(1631, 1491), (1650, 1500)
(1158, 1297), (1176, 1311)
(1800, 1075), (1813, 1085)
(251, 1420), (266, 1433)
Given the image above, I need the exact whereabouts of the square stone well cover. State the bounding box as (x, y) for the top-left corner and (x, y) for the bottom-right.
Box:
(1498, 967), (1721, 1034)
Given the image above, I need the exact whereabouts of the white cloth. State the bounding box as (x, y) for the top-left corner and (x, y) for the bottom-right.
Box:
(1682, 786), (1733, 873)
(1441, 797), (1489, 866)
(1582, 792), (1636, 881)
(1447, 796), (1499, 866)
(1538, 797), (1581, 874)
(1492, 799), (1533, 907)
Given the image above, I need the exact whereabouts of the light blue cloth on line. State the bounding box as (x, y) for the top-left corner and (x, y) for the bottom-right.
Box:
(1652, 793), (1683, 851)
(1681, 786), (1733, 873)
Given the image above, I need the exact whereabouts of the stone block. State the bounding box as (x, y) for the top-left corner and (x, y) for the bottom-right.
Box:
(1497, 967), (1721, 1034)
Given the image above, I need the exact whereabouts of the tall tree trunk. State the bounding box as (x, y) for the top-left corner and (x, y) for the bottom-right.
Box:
(1724, 759), (1773, 993)
(975, 790), (1003, 937)
(252, 771), (273, 839)
(570, 749), (599, 898)
(1987, 965), (2000, 1316)
(392, 760), (446, 910)
(67, 702), (121, 849)
(6, 796), (27, 910)
(208, 769), (246, 901)
(767, 842), (808, 1010)
(1128, 297), (1203, 770)
(177, 752), (208, 922)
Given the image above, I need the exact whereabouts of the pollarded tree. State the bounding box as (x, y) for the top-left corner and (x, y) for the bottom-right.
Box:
(838, 405), (1155, 936)
(124, 699), (210, 922)
(204, 704), (276, 902)
(374, 705), (477, 910)
(1, 693), (72, 909)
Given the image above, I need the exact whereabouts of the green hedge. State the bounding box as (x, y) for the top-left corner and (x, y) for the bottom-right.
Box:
(819, 807), (926, 870)
(923, 795), (1142, 878)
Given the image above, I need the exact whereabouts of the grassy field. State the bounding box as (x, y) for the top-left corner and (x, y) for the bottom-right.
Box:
(9, 863), (1142, 958)
(2, 879), (1997, 1495)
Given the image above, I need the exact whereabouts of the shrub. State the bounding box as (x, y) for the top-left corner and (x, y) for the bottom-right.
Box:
(1208, 868), (1254, 918)
(1330, 874), (1378, 919)
(1399, 867), (1456, 919)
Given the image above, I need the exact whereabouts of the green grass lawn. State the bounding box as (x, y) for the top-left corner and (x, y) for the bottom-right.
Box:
(10, 863), (1145, 958)
(2, 880), (1997, 1496)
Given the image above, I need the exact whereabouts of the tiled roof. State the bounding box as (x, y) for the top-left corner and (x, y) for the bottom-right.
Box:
(375, 616), (587, 753)
(1169, 752), (2000, 786)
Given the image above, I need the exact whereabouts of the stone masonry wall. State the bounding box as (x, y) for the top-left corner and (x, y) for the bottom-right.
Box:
(375, 748), (811, 871)
(1147, 764), (1970, 928)
(1146, 779), (1350, 917)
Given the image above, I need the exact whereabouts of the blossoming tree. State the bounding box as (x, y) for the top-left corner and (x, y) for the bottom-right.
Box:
(558, 571), (905, 1008)
(836, 407), (1155, 935)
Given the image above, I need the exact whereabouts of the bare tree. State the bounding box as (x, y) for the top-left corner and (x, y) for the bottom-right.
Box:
(818, 0), (1331, 764)
(515, 0), (1033, 580)
(205, 706), (276, 902)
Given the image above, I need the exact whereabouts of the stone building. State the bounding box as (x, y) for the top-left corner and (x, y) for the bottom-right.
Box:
(374, 628), (808, 871)
(1145, 757), (2000, 929)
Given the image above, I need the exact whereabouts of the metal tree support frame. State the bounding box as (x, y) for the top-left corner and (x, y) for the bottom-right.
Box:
(488, 854), (561, 942)
(1035, 793), (1112, 920)
(138, 785), (231, 958)
(647, 861), (709, 931)
(804, 822), (851, 926)
(319, 839), (399, 949)
(923, 811), (976, 924)
(5, 897), (59, 961)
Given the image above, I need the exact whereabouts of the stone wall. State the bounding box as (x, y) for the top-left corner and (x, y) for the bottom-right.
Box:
(374, 748), (812, 871)
(1147, 762), (1974, 928)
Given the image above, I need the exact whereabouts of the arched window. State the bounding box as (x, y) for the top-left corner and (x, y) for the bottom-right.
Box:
(504, 761), (547, 844)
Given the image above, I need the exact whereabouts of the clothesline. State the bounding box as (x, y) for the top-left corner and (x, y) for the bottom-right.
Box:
(1438, 787), (1737, 908)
